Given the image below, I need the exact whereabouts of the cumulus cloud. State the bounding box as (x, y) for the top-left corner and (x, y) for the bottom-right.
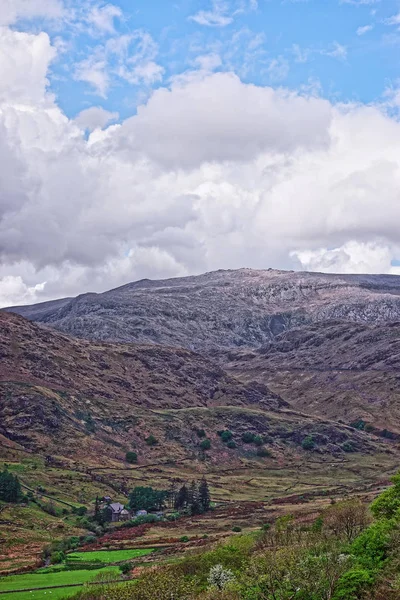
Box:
(2, 21), (400, 306)
(74, 106), (119, 131)
(357, 24), (373, 35)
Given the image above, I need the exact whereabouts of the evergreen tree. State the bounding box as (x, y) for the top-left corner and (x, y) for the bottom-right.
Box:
(175, 484), (189, 511)
(199, 477), (211, 512)
(0, 468), (23, 503)
(189, 480), (201, 515)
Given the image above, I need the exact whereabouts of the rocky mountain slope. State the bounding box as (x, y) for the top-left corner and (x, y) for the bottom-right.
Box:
(221, 321), (400, 432)
(6, 268), (400, 351)
(0, 312), (385, 469)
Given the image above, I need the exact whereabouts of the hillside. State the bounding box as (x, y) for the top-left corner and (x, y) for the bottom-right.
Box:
(221, 320), (400, 432)
(0, 311), (392, 473)
(5, 269), (400, 351)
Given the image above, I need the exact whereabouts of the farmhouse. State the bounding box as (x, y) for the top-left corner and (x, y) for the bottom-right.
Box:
(105, 502), (131, 522)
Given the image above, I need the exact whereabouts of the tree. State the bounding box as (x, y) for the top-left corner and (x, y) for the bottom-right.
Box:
(145, 435), (158, 446)
(242, 432), (255, 443)
(220, 430), (233, 442)
(0, 467), (23, 503)
(371, 473), (400, 520)
(175, 484), (189, 511)
(207, 564), (235, 591)
(200, 439), (211, 450)
(324, 499), (370, 541)
(126, 451), (138, 464)
(129, 486), (167, 512)
(199, 478), (211, 512)
(302, 435), (315, 450)
(188, 480), (201, 515)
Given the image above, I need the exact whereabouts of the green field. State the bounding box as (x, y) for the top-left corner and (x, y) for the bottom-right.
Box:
(0, 568), (120, 600)
(66, 548), (154, 564)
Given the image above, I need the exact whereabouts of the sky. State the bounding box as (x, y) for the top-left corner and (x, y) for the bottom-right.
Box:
(2, 0), (400, 306)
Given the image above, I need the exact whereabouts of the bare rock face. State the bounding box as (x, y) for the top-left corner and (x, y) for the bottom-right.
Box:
(5, 268), (400, 351)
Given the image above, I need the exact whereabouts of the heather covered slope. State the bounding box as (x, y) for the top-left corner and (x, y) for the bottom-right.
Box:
(6, 269), (400, 351)
(0, 312), (387, 469)
(221, 321), (400, 432)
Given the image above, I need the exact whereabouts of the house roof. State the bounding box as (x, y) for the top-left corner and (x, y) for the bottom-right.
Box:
(108, 502), (124, 513)
(120, 509), (130, 515)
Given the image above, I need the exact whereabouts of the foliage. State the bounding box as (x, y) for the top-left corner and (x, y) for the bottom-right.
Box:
(208, 564), (235, 590)
(125, 451), (138, 463)
(200, 438), (211, 450)
(242, 432), (255, 444)
(232, 526), (242, 532)
(323, 499), (371, 541)
(128, 485), (167, 512)
(220, 430), (233, 442)
(253, 436), (263, 447)
(302, 435), (316, 450)
(119, 562), (132, 575)
(199, 477), (211, 512)
(256, 447), (271, 457)
(0, 467), (23, 503)
(145, 434), (158, 446)
(341, 441), (355, 453)
(371, 473), (400, 520)
(227, 440), (237, 449)
(333, 568), (375, 600)
(196, 428), (206, 438)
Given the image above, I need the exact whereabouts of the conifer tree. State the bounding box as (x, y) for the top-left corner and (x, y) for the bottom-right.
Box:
(0, 468), (23, 503)
(199, 477), (211, 512)
(175, 484), (189, 510)
(189, 480), (201, 515)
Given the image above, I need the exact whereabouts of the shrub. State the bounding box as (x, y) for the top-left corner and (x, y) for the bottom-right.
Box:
(180, 536), (189, 542)
(126, 451), (138, 464)
(207, 564), (235, 591)
(351, 519), (394, 567)
(120, 562), (132, 575)
(371, 473), (400, 520)
(227, 441), (237, 449)
(232, 526), (242, 532)
(200, 439), (211, 450)
(257, 447), (271, 457)
(72, 506), (87, 516)
(220, 430), (233, 443)
(333, 568), (375, 600)
(253, 435), (263, 447)
(350, 419), (365, 431)
(242, 432), (255, 444)
(196, 429), (206, 438)
(302, 435), (315, 450)
(342, 442), (355, 453)
(145, 435), (158, 446)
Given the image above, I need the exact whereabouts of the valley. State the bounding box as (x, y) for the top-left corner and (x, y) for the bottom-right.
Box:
(1, 268), (400, 598)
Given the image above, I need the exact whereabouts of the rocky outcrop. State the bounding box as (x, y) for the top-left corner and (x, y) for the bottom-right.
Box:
(5, 268), (400, 351)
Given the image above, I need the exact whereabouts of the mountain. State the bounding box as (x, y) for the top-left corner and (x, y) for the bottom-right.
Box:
(0, 311), (387, 472)
(6, 268), (400, 351)
(221, 320), (400, 433)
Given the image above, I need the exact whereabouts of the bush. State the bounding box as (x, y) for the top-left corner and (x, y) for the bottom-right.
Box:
(232, 526), (242, 532)
(220, 430), (233, 443)
(333, 568), (375, 600)
(371, 473), (400, 520)
(72, 506), (87, 516)
(196, 429), (206, 438)
(120, 562), (132, 575)
(200, 439), (211, 450)
(253, 435), (263, 447)
(126, 451), (138, 464)
(180, 536), (189, 542)
(302, 435), (315, 450)
(242, 432), (255, 444)
(256, 447), (271, 457)
(342, 442), (355, 453)
(145, 435), (158, 446)
(351, 519), (393, 567)
(227, 441), (237, 449)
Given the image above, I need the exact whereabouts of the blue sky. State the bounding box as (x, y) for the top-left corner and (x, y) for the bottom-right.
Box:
(40, 0), (400, 121)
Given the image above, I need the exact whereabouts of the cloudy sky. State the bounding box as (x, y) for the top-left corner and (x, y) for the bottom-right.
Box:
(2, 0), (400, 306)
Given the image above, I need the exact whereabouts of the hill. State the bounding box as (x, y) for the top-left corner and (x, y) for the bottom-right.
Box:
(5, 268), (400, 351)
(221, 320), (400, 432)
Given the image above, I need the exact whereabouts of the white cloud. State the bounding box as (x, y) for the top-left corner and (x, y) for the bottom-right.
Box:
(292, 241), (400, 275)
(0, 0), (64, 26)
(267, 56), (289, 82)
(74, 106), (119, 130)
(74, 31), (164, 96)
(325, 42), (348, 60)
(385, 13), (400, 27)
(87, 3), (122, 35)
(357, 24), (373, 35)
(189, 1), (233, 27)
(3, 23), (400, 305)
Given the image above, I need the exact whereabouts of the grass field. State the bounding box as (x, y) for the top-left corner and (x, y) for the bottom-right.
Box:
(0, 567), (120, 599)
(66, 549), (154, 563)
